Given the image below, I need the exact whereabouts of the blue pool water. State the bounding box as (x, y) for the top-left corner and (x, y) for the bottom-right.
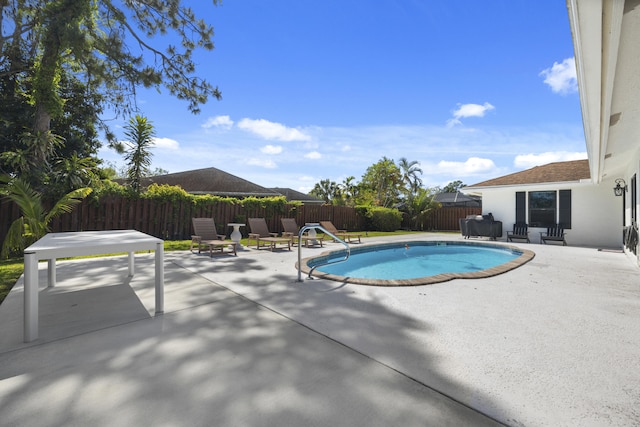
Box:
(309, 241), (521, 281)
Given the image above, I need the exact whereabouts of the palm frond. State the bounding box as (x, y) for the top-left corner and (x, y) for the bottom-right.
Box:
(0, 218), (26, 259)
(45, 187), (92, 224)
(1, 176), (92, 254)
(1, 177), (45, 221)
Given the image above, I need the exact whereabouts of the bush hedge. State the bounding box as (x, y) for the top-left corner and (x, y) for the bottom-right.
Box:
(356, 206), (402, 232)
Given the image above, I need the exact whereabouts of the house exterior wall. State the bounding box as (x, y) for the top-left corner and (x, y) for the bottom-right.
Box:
(623, 150), (640, 263)
(623, 152), (640, 227)
(474, 180), (621, 248)
(476, 189), (512, 234)
(571, 180), (622, 248)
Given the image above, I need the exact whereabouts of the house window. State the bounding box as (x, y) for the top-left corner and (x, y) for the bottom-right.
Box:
(528, 191), (557, 227)
(516, 190), (572, 228)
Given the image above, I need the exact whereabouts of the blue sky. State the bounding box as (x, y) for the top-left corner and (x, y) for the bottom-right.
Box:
(98, 1), (586, 193)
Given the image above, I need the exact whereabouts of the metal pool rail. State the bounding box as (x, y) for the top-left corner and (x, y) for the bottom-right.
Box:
(297, 223), (350, 282)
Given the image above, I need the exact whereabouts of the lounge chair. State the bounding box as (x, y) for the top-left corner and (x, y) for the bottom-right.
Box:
(247, 218), (291, 251)
(540, 223), (567, 245)
(281, 218), (323, 247)
(506, 222), (530, 243)
(319, 220), (362, 243)
(191, 218), (238, 257)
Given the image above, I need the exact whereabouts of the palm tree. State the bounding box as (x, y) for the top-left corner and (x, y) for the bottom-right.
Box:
(51, 153), (99, 196)
(0, 175), (92, 259)
(310, 179), (339, 204)
(398, 157), (423, 195)
(406, 188), (440, 231)
(441, 180), (465, 193)
(340, 176), (357, 206)
(0, 132), (65, 192)
(123, 115), (155, 194)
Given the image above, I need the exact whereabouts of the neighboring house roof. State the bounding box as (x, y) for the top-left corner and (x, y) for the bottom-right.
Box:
(433, 192), (481, 207)
(269, 188), (324, 204)
(467, 159), (591, 188)
(139, 167), (281, 197)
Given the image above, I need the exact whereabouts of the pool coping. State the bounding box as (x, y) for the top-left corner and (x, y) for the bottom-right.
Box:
(298, 240), (536, 286)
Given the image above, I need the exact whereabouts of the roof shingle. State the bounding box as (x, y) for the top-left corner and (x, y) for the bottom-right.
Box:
(467, 159), (590, 188)
(269, 188), (323, 203)
(140, 167), (281, 197)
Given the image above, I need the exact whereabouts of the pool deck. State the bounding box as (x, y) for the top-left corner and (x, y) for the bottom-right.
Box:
(0, 232), (639, 426)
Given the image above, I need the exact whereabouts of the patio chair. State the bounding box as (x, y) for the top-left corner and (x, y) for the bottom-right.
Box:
(506, 222), (530, 243)
(319, 220), (362, 243)
(281, 218), (323, 247)
(540, 223), (567, 245)
(191, 218), (238, 257)
(247, 218), (291, 251)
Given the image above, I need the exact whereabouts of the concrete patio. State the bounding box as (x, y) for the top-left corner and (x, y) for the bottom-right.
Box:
(0, 233), (638, 426)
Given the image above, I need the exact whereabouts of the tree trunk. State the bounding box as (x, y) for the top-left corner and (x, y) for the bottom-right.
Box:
(34, 104), (52, 133)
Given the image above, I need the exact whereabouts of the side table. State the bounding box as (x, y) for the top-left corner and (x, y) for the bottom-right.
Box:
(305, 223), (320, 246)
(228, 223), (245, 248)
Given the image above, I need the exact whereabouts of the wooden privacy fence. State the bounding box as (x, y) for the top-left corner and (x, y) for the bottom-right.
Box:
(0, 197), (365, 243)
(415, 207), (483, 231)
(0, 197), (480, 244)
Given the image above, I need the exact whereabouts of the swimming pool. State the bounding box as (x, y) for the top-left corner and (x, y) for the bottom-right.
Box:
(300, 241), (535, 286)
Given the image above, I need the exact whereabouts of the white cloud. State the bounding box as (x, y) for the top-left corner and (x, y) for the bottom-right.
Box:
(540, 57), (578, 95)
(299, 175), (315, 182)
(151, 137), (179, 150)
(304, 151), (322, 159)
(341, 144), (352, 152)
(447, 102), (495, 127)
(237, 118), (311, 141)
(202, 115), (234, 129)
(247, 158), (277, 168)
(303, 141), (319, 149)
(135, 119), (586, 190)
(436, 157), (497, 176)
(514, 151), (587, 168)
(261, 145), (283, 154)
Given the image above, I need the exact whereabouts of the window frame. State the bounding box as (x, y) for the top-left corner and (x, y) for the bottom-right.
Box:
(528, 191), (557, 228)
(517, 189), (572, 229)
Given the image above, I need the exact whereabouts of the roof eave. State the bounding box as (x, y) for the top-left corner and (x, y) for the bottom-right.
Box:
(463, 178), (593, 193)
(567, 0), (626, 183)
(189, 191), (282, 197)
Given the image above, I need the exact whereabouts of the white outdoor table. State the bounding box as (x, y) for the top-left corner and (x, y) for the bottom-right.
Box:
(23, 230), (164, 342)
(227, 223), (245, 248)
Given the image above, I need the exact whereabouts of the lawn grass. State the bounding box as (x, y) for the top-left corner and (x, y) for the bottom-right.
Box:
(0, 259), (24, 304)
(0, 230), (435, 305)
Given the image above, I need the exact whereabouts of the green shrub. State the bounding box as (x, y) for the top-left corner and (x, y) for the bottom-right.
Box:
(357, 206), (402, 231)
(143, 183), (191, 202)
(91, 180), (128, 198)
(355, 206), (373, 230)
(192, 193), (238, 209)
(240, 196), (288, 217)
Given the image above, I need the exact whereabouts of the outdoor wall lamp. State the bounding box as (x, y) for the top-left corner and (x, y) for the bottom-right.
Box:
(614, 178), (627, 196)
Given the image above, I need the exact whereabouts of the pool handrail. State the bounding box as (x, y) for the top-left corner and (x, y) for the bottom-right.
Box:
(297, 223), (350, 282)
